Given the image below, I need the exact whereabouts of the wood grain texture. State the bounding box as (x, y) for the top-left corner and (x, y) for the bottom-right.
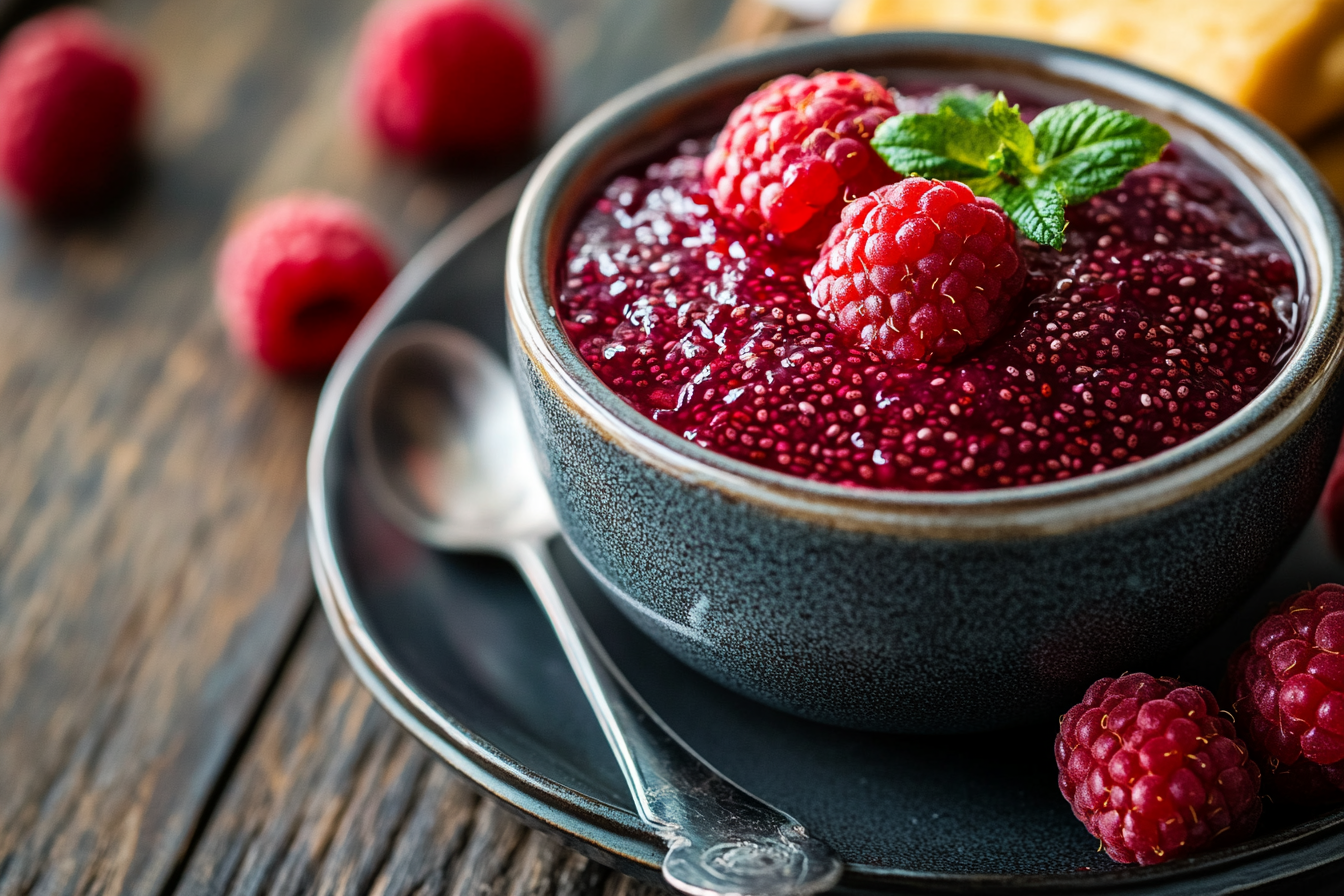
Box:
(0, 0), (440, 887)
(8, 0), (1342, 893)
(174, 617), (665, 896)
(166, 1), (772, 892)
(0, 1), (752, 895)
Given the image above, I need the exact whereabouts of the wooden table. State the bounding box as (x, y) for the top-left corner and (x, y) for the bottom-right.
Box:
(0, 2), (796, 894)
(8, 3), (1344, 895)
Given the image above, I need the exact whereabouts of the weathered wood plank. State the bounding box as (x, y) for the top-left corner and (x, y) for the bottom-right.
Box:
(17, 2), (1337, 894)
(0, 0), (521, 891)
(0, 1), (750, 895)
(171, 618), (660, 896)
(169, 613), (473, 896)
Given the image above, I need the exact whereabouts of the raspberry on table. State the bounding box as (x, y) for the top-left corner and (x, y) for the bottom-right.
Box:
(0, 7), (146, 214)
(704, 70), (898, 249)
(1228, 584), (1344, 805)
(215, 194), (395, 375)
(352, 0), (541, 161)
(808, 178), (1024, 363)
(1056, 673), (1262, 866)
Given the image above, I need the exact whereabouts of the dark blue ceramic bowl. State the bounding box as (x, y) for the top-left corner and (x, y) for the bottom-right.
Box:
(505, 32), (1344, 734)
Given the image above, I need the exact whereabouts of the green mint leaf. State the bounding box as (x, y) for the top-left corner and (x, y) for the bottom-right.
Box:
(1030, 100), (1170, 202)
(871, 92), (1169, 250)
(985, 181), (1067, 250)
(870, 109), (1000, 181)
(933, 89), (996, 119)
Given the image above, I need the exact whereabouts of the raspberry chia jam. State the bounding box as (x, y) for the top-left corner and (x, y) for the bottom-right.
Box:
(556, 119), (1297, 492)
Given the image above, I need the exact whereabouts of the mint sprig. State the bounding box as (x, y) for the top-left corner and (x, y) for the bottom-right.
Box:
(871, 92), (1170, 249)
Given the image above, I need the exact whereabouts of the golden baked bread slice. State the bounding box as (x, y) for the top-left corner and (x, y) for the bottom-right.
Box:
(833, 0), (1344, 139)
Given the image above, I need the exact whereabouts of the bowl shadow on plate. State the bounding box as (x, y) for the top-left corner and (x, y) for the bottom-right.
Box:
(326, 196), (1344, 886)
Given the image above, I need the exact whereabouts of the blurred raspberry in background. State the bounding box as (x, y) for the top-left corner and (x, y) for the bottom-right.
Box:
(351, 0), (542, 162)
(215, 194), (395, 375)
(0, 7), (146, 215)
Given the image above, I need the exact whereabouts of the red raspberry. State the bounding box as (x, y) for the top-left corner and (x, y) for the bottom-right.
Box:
(215, 194), (395, 374)
(809, 178), (1024, 362)
(1056, 673), (1262, 866)
(352, 0), (541, 161)
(0, 8), (145, 214)
(1228, 584), (1344, 805)
(704, 71), (897, 249)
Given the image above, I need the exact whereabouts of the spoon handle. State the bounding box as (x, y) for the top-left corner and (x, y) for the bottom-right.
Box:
(509, 538), (843, 896)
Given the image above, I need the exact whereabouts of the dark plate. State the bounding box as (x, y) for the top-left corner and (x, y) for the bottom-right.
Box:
(308, 174), (1344, 894)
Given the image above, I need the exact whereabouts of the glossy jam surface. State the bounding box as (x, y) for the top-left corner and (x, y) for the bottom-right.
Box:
(556, 144), (1297, 491)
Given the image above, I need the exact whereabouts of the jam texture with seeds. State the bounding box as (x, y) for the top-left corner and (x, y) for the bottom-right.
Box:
(556, 139), (1297, 491)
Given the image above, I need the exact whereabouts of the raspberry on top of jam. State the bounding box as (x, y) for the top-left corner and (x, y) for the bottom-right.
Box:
(557, 143), (1295, 492)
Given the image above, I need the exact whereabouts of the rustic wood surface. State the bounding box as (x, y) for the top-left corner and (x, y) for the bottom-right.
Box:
(4, 2), (1343, 895)
(0, 1), (793, 895)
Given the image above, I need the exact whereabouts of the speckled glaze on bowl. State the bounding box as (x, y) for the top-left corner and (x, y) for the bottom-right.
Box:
(506, 32), (1344, 734)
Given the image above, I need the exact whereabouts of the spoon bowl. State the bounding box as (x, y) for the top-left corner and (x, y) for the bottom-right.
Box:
(357, 323), (557, 551)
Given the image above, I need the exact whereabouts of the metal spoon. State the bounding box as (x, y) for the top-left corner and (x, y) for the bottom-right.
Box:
(353, 322), (843, 896)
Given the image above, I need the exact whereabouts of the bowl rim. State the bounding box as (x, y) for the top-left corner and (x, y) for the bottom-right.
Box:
(505, 30), (1344, 540)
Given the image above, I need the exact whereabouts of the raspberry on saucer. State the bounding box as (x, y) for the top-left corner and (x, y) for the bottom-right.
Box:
(1228, 584), (1344, 806)
(1056, 673), (1262, 865)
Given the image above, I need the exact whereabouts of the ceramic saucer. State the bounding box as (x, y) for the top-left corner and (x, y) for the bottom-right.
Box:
(308, 176), (1344, 894)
